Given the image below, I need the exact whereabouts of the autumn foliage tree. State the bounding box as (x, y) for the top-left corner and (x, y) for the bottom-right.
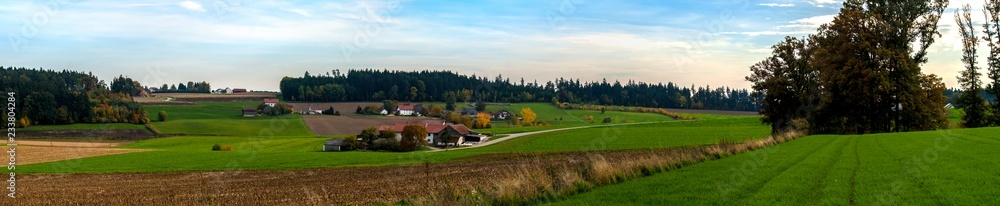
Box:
(399, 125), (428, 152)
(475, 112), (491, 129)
(520, 107), (537, 126)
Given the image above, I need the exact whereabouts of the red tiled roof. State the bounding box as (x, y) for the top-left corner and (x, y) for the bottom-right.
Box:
(378, 123), (407, 132)
(426, 124), (447, 133)
(263, 98), (279, 103)
(376, 122), (472, 135)
(242, 107), (256, 112)
(449, 124), (472, 135)
(398, 105), (415, 110)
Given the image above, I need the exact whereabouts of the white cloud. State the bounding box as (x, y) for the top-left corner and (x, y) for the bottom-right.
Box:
(759, 3), (795, 7)
(808, 0), (842, 7)
(287, 8), (311, 17)
(179, 1), (206, 12)
(791, 14), (835, 26)
(722, 14), (835, 37)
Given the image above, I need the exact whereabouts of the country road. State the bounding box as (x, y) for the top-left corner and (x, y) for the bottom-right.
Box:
(427, 120), (692, 152)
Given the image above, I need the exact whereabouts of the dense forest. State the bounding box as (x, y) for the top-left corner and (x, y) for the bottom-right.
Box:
(280, 69), (760, 111)
(1, 67), (149, 127)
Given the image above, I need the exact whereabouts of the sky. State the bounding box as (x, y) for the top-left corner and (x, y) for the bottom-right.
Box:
(0, 0), (983, 91)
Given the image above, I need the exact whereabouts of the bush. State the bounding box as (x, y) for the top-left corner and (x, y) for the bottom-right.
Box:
(158, 110), (168, 122)
(790, 118), (810, 134)
(341, 136), (360, 151)
(602, 117), (612, 123)
(211, 144), (221, 151)
(371, 138), (399, 151)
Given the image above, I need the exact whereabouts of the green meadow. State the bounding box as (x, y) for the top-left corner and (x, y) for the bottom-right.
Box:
(142, 102), (313, 136)
(550, 127), (1000, 205)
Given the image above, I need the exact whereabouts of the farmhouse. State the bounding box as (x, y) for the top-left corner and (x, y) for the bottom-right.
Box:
(376, 122), (484, 146)
(263, 98), (279, 107)
(323, 138), (344, 151)
(242, 107), (257, 117)
(427, 124), (481, 146)
(461, 108), (479, 116)
(491, 109), (512, 120)
(232, 88), (248, 93)
(299, 104), (323, 115)
(397, 105), (415, 116)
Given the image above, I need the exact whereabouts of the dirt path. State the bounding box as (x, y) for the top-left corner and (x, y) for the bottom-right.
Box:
(431, 120), (691, 152)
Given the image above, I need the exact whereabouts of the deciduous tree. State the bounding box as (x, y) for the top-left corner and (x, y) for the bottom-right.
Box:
(475, 112), (491, 129)
(521, 107), (536, 125)
(747, 36), (820, 133)
(399, 125), (428, 152)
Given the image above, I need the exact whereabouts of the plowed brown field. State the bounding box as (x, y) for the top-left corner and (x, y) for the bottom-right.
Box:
(5, 153), (588, 205)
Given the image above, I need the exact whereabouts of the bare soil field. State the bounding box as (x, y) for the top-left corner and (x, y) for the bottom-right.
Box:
(134, 96), (197, 106)
(155, 92), (277, 102)
(4, 141), (146, 165)
(301, 115), (443, 135)
(2, 150), (647, 205)
(288, 102), (382, 113)
(292, 102), (446, 135)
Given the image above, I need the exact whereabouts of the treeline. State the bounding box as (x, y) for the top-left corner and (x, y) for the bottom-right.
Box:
(110, 75), (145, 96)
(944, 88), (997, 106)
(747, 1), (949, 135)
(155, 81), (211, 93)
(1, 67), (149, 127)
(279, 69), (759, 111)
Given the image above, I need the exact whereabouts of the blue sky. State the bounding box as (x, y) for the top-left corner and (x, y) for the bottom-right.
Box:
(0, 0), (973, 91)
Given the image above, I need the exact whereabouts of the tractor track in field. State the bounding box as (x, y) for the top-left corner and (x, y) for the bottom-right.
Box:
(740, 136), (836, 201)
(803, 137), (851, 206)
(849, 137), (861, 206)
(872, 135), (944, 206)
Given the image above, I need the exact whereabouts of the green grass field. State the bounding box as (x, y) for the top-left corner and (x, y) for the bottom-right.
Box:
(143, 102), (313, 136)
(17, 116), (766, 173)
(550, 127), (1000, 205)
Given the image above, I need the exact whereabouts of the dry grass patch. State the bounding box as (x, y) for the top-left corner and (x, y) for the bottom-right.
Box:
(4, 145), (148, 165)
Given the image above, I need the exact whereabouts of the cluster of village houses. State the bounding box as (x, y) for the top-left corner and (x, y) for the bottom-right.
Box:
(242, 98), (503, 151)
